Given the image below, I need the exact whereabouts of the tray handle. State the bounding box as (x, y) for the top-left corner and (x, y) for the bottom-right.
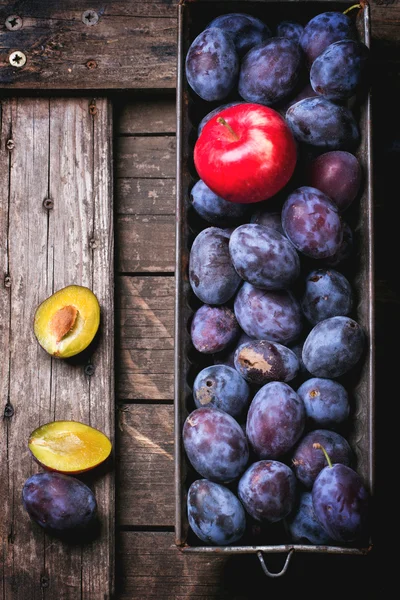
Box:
(257, 549), (294, 578)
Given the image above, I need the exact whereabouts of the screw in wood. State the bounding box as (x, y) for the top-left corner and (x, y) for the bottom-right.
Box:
(86, 60), (97, 70)
(89, 238), (98, 249)
(89, 103), (97, 116)
(84, 363), (95, 376)
(5, 15), (23, 30)
(43, 198), (54, 210)
(4, 403), (14, 418)
(6, 139), (15, 150)
(40, 576), (49, 589)
(82, 10), (99, 26)
(4, 275), (11, 288)
(9, 50), (26, 67)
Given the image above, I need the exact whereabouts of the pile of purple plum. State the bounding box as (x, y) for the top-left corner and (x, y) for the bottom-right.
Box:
(183, 7), (370, 548)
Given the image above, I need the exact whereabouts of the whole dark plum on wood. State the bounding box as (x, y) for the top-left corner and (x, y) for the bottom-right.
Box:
(286, 97), (360, 150)
(187, 479), (246, 545)
(193, 364), (251, 419)
(229, 223), (300, 290)
(246, 381), (305, 459)
(307, 151), (362, 212)
(22, 472), (97, 532)
(285, 491), (334, 545)
(238, 459), (297, 522)
(302, 316), (365, 378)
(301, 268), (353, 325)
(191, 304), (240, 354)
(206, 13), (271, 58)
(234, 339), (299, 386)
(300, 11), (357, 67)
(183, 407), (249, 483)
(185, 28), (239, 102)
(291, 429), (353, 489)
(310, 40), (370, 102)
(189, 227), (241, 305)
(238, 37), (303, 106)
(281, 187), (343, 259)
(312, 444), (369, 543)
(234, 282), (303, 345)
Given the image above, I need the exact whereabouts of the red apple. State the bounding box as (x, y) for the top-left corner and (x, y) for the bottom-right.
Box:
(194, 103), (297, 204)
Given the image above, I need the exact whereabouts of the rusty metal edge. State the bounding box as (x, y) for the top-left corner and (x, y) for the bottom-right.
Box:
(174, 0), (375, 558)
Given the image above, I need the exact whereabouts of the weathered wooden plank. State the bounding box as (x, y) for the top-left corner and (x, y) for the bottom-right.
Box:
(0, 97), (114, 600)
(116, 95), (176, 135)
(116, 136), (176, 179)
(117, 531), (385, 600)
(0, 4), (177, 90)
(116, 178), (176, 215)
(117, 215), (175, 273)
(0, 1), (177, 19)
(116, 277), (174, 400)
(117, 405), (174, 526)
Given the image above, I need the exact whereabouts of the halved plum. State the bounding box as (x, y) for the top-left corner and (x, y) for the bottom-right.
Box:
(28, 420), (112, 474)
(33, 284), (100, 358)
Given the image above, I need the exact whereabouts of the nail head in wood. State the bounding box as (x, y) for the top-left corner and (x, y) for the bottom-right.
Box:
(4, 275), (11, 288)
(9, 50), (26, 67)
(89, 238), (98, 249)
(84, 363), (95, 376)
(89, 103), (97, 116)
(5, 15), (23, 30)
(6, 139), (15, 150)
(86, 60), (97, 70)
(43, 198), (54, 210)
(82, 10), (99, 26)
(4, 403), (14, 418)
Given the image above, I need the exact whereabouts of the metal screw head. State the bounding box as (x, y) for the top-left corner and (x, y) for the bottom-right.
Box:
(4, 403), (14, 418)
(86, 60), (97, 70)
(9, 50), (26, 67)
(5, 15), (22, 30)
(6, 139), (15, 150)
(43, 198), (54, 210)
(82, 10), (99, 26)
(84, 363), (95, 376)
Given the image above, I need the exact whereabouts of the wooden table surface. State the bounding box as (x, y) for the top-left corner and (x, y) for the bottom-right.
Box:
(1, 1), (399, 598)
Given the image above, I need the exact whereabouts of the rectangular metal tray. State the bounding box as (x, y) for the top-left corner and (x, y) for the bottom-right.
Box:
(174, 0), (374, 571)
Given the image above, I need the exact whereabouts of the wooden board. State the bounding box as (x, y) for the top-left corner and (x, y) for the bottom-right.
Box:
(0, 1), (177, 90)
(0, 97), (114, 599)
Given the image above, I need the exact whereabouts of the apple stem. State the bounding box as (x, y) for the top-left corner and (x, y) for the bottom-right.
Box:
(216, 117), (240, 141)
(313, 443), (333, 468)
(343, 3), (363, 15)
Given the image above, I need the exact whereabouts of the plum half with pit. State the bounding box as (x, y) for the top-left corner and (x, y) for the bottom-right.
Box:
(33, 285), (100, 358)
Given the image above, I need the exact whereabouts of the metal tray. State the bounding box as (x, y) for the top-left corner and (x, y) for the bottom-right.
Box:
(175, 0), (374, 577)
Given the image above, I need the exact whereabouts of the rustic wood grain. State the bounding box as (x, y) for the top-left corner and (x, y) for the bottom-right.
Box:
(116, 95), (176, 135)
(0, 97), (114, 600)
(116, 276), (174, 401)
(116, 215), (175, 273)
(116, 405), (174, 526)
(117, 532), (387, 600)
(0, 2), (177, 90)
